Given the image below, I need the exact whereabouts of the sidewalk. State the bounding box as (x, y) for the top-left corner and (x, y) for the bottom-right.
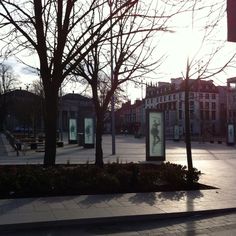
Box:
(0, 133), (236, 232)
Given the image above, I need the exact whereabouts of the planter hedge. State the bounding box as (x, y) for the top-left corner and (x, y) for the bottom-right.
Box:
(0, 162), (204, 199)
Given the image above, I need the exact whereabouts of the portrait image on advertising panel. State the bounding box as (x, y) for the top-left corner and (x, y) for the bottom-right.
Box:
(84, 118), (93, 144)
(149, 112), (163, 156)
(69, 119), (77, 141)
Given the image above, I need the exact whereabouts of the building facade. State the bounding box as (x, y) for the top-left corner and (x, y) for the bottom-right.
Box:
(0, 90), (95, 137)
(0, 89), (43, 134)
(145, 78), (227, 139)
(115, 99), (145, 135)
(58, 93), (94, 133)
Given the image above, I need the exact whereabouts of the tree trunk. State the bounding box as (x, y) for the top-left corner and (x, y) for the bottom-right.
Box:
(95, 113), (104, 167)
(43, 89), (58, 166)
(184, 74), (193, 184)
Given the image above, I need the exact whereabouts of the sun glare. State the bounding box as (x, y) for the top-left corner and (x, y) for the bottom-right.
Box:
(174, 29), (203, 59)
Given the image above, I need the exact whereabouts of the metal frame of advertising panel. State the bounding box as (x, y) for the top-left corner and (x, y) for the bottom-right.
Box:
(84, 117), (95, 148)
(146, 110), (165, 161)
(68, 118), (77, 144)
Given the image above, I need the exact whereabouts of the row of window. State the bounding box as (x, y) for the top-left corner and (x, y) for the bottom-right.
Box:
(200, 102), (216, 110)
(228, 110), (236, 118)
(147, 84), (216, 97)
(123, 113), (142, 123)
(200, 110), (216, 120)
(146, 101), (216, 111)
(176, 110), (216, 121)
(146, 92), (216, 104)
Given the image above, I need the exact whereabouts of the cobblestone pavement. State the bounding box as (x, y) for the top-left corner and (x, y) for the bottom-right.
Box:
(2, 211), (236, 235)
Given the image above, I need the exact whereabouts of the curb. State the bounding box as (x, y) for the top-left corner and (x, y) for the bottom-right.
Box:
(1, 207), (236, 233)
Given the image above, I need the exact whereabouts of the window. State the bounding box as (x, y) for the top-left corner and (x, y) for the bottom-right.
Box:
(190, 101), (194, 111)
(169, 95), (171, 101)
(179, 110), (182, 120)
(190, 110), (194, 119)
(173, 94), (176, 100)
(179, 102), (182, 109)
(205, 102), (209, 109)
(212, 102), (216, 110)
(212, 111), (216, 120)
(205, 93), (209, 99)
(200, 102), (203, 109)
(173, 102), (176, 110)
(205, 110), (209, 120)
(190, 93), (194, 99)
(166, 111), (169, 120)
(212, 93), (216, 99)
(200, 110), (204, 119)
(199, 93), (203, 99)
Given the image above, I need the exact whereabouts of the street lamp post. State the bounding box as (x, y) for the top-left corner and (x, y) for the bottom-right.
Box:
(109, 0), (116, 155)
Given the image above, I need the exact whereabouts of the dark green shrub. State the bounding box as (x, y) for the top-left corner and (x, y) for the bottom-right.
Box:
(0, 163), (202, 198)
(159, 162), (201, 187)
(137, 168), (162, 191)
(93, 172), (120, 193)
(112, 169), (132, 191)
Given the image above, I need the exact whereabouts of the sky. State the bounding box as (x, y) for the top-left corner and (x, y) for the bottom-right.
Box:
(1, 0), (236, 103)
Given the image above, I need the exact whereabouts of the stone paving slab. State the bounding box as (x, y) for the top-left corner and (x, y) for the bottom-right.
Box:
(0, 189), (236, 231)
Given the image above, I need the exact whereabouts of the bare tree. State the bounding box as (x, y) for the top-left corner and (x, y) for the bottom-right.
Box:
(0, 63), (18, 94)
(0, 0), (140, 166)
(181, 0), (236, 183)
(71, 0), (194, 166)
(0, 62), (19, 130)
(0, 0), (197, 166)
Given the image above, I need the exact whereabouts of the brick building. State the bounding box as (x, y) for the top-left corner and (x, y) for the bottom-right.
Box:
(115, 99), (145, 135)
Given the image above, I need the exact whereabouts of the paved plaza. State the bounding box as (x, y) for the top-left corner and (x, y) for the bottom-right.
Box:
(0, 132), (236, 234)
(3, 211), (236, 235)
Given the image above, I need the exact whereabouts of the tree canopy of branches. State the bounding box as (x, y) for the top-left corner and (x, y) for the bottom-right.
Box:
(0, 62), (19, 130)
(0, 0), (197, 166)
(71, 0), (197, 166)
(0, 63), (18, 94)
(0, 0), (143, 166)
(179, 0), (236, 183)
